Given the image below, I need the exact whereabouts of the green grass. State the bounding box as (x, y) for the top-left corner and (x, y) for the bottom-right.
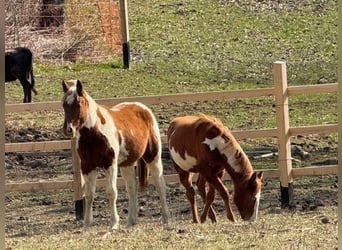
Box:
(5, 0), (337, 103)
(5, 0), (337, 132)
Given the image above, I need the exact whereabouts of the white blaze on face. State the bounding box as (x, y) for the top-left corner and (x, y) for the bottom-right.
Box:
(65, 80), (78, 105)
(202, 135), (242, 172)
(249, 191), (261, 222)
(169, 147), (197, 171)
(65, 86), (77, 105)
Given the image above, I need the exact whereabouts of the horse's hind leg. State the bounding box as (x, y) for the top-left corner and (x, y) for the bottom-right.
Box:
(197, 174), (217, 223)
(83, 170), (97, 228)
(19, 78), (32, 103)
(120, 165), (138, 227)
(148, 157), (170, 225)
(173, 164), (199, 223)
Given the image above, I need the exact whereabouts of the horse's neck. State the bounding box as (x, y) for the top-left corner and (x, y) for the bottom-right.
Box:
(227, 163), (253, 185)
(222, 145), (253, 182)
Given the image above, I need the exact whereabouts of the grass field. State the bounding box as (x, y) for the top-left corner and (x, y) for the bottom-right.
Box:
(5, 0), (338, 249)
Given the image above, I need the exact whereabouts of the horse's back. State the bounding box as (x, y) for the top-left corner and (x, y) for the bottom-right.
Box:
(110, 102), (157, 134)
(110, 102), (161, 165)
(168, 115), (234, 170)
(168, 116), (212, 166)
(168, 115), (220, 146)
(5, 47), (34, 82)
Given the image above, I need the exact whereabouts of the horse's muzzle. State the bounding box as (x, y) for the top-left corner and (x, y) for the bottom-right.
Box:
(63, 122), (76, 137)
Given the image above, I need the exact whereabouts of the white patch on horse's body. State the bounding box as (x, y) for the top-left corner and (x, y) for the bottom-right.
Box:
(85, 98), (102, 128)
(249, 191), (261, 222)
(117, 130), (129, 165)
(202, 135), (242, 173)
(202, 136), (225, 151)
(169, 147), (197, 172)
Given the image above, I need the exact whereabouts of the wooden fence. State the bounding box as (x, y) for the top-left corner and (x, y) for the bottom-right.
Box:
(5, 61), (338, 210)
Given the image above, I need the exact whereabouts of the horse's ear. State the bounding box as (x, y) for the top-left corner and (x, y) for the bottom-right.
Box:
(62, 80), (69, 93)
(249, 172), (257, 185)
(76, 80), (83, 96)
(248, 171), (263, 190)
(257, 171), (263, 180)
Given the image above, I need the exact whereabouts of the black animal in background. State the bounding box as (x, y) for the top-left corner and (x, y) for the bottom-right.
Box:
(5, 47), (37, 103)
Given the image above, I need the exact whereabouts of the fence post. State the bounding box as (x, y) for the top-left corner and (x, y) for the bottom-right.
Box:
(71, 137), (84, 220)
(273, 61), (294, 208)
(119, 0), (130, 69)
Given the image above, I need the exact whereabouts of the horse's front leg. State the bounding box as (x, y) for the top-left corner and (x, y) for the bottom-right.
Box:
(207, 176), (236, 222)
(196, 174), (217, 223)
(106, 163), (120, 230)
(120, 165), (137, 227)
(83, 170), (97, 228)
(177, 170), (199, 223)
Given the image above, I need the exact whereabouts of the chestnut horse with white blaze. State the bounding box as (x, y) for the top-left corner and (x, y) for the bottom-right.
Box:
(167, 114), (263, 223)
(62, 80), (169, 230)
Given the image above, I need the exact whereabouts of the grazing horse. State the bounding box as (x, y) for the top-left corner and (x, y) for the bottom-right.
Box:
(167, 114), (263, 223)
(5, 47), (37, 103)
(62, 79), (169, 230)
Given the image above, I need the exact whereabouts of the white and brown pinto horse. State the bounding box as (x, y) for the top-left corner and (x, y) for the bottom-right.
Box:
(62, 80), (169, 230)
(167, 114), (263, 223)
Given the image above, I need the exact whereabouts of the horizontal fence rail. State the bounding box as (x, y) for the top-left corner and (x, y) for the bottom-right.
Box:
(5, 165), (338, 192)
(5, 83), (337, 114)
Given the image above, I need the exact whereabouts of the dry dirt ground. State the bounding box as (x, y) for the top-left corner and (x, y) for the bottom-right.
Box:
(5, 124), (338, 245)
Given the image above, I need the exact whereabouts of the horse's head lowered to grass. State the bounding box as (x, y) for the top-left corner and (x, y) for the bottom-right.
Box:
(167, 114), (263, 223)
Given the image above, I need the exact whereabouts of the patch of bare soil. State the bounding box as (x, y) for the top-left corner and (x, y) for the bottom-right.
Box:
(5, 124), (338, 239)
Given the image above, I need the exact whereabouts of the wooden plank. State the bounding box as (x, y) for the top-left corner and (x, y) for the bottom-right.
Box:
(5, 140), (71, 153)
(232, 128), (278, 140)
(161, 128), (278, 143)
(4, 165), (337, 192)
(5, 88), (275, 113)
(288, 83), (338, 96)
(97, 88), (276, 107)
(4, 124), (336, 154)
(5, 83), (337, 114)
(289, 124), (338, 136)
(5, 101), (61, 113)
(71, 138), (84, 201)
(292, 165), (338, 177)
(274, 61), (293, 187)
(5, 180), (73, 192)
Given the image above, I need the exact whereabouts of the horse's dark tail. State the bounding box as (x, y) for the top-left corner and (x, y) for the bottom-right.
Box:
(19, 47), (37, 95)
(30, 67), (37, 95)
(138, 158), (149, 192)
(25, 48), (37, 95)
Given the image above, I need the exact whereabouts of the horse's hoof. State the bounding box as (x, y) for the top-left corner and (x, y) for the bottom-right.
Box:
(109, 224), (119, 231)
(200, 217), (207, 223)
